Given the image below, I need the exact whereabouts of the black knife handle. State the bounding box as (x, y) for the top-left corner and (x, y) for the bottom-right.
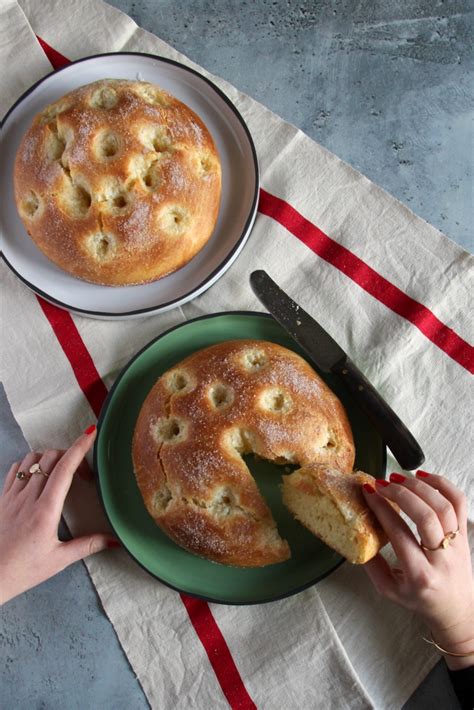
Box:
(332, 358), (425, 471)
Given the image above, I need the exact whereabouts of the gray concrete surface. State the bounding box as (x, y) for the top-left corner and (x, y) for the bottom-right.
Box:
(1, 1), (472, 708)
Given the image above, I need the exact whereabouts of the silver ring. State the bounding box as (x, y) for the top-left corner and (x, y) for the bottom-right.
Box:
(29, 463), (50, 478)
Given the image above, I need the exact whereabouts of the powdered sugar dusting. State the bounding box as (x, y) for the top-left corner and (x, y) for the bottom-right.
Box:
(167, 159), (187, 193)
(119, 199), (153, 245)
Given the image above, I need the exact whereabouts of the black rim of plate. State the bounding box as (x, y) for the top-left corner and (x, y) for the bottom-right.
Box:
(94, 310), (387, 605)
(0, 52), (260, 318)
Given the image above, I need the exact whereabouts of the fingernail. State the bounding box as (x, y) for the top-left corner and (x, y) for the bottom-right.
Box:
(416, 470), (430, 478)
(390, 473), (406, 483)
(375, 479), (390, 487)
(84, 424), (97, 436)
(107, 539), (121, 549)
(362, 483), (375, 494)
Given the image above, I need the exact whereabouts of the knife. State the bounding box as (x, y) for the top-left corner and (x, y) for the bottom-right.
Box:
(250, 269), (425, 471)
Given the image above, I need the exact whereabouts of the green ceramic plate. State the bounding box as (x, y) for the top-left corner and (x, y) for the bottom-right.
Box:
(95, 312), (386, 604)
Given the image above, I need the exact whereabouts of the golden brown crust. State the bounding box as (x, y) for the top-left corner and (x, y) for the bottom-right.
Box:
(282, 464), (388, 564)
(14, 79), (221, 285)
(132, 340), (355, 567)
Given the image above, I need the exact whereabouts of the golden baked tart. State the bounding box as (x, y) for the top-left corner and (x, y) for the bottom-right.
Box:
(14, 79), (221, 285)
(132, 340), (355, 567)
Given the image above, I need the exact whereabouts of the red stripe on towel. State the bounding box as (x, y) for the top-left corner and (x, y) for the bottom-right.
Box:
(36, 35), (70, 69)
(35, 38), (257, 709)
(181, 595), (257, 709)
(259, 189), (474, 373)
(36, 297), (108, 418)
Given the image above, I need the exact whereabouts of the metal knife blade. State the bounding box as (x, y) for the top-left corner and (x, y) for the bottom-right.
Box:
(250, 269), (425, 470)
(250, 270), (346, 372)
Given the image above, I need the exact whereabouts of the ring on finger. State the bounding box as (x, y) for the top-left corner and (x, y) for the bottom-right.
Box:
(16, 470), (32, 481)
(420, 527), (459, 552)
(29, 463), (50, 478)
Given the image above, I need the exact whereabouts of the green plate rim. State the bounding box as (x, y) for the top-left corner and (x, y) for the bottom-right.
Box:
(94, 310), (387, 605)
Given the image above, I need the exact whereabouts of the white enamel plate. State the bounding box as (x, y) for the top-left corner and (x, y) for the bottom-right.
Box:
(0, 53), (259, 319)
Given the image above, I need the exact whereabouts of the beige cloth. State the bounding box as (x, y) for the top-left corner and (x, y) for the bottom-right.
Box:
(1, 1), (473, 708)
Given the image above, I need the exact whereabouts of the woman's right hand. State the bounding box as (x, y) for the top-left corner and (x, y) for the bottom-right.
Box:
(362, 470), (473, 670)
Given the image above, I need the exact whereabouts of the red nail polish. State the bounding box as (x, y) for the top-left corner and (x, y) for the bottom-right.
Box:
(417, 470), (430, 478)
(107, 539), (121, 549)
(375, 479), (390, 487)
(390, 473), (406, 483)
(84, 424), (97, 436)
(362, 483), (375, 494)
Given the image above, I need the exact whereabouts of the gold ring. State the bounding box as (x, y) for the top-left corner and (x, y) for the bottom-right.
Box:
(29, 463), (50, 478)
(421, 527), (460, 552)
(16, 470), (32, 481)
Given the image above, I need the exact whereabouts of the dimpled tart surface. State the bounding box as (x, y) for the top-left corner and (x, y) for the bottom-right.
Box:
(14, 79), (221, 286)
